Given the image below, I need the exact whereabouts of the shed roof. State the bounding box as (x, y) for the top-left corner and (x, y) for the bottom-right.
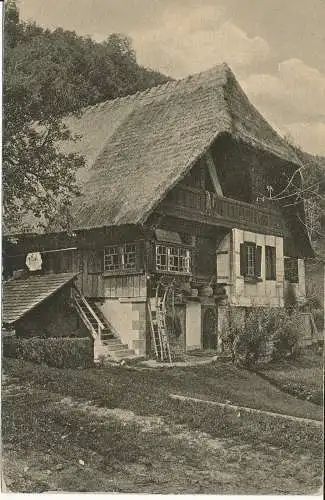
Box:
(2, 272), (78, 325)
(59, 63), (301, 231)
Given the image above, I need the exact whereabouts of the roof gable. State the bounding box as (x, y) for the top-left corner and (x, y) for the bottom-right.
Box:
(59, 63), (300, 231)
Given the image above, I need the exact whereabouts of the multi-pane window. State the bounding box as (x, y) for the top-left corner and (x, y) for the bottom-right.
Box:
(104, 244), (137, 272)
(246, 244), (256, 277)
(123, 244), (136, 270)
(265, 246), (276, 280)
(156, 244), (191, 273)
(156, 245), (168, 271)
(240, 242), (262, 279)
(104, 246), (119, 271)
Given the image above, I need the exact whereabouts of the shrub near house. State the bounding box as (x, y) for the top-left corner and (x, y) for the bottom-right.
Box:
(3, 336), (93, 368)
(222, 308), (301, 369)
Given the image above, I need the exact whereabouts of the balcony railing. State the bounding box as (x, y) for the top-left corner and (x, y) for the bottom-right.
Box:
(163, 185), (285, 234)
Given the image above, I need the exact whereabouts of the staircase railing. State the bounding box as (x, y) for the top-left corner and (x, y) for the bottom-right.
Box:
(72, 288), (105, 342)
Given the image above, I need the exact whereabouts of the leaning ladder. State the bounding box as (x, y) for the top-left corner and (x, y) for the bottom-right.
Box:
(148, 284), (172, 363)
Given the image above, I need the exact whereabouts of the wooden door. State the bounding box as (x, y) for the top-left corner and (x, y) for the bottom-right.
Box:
(202, 307), (218, 350)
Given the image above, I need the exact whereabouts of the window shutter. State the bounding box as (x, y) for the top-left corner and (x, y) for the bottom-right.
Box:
(240, 243), (247, 276)
(256, 245), (262, 277)
(216, 250), (230, 282)
(271, 247), (276, 279)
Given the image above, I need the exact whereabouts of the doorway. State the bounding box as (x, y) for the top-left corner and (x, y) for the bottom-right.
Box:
(202, 307), (218, 350)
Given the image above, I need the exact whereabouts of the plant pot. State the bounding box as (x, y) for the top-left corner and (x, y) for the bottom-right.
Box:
(199, 285), (213, 297)
(213, 284), (227, 296)
(181, 282), (192, 296)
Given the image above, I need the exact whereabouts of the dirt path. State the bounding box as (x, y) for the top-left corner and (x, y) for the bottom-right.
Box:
(2, 377), (322, 494)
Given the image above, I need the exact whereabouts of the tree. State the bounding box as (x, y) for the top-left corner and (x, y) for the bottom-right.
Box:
(257, 133), (325, 243)
(280, 136), (325, 242)
(3, 1), (84, 233)
(3, 1), (170, 234)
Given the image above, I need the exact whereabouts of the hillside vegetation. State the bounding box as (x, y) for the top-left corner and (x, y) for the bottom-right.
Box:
(3, 0), (170, 232)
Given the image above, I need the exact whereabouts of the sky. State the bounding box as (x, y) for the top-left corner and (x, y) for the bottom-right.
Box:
(18, 0), (325, 155)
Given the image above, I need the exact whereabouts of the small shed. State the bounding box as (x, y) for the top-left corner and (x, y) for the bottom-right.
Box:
(2, 272), (85, 338)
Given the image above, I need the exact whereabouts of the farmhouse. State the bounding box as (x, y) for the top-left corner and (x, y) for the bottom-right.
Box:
(2, 63), (315, 362)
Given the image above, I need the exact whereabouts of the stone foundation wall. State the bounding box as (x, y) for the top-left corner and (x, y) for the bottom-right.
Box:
(96, 298), (147, 356)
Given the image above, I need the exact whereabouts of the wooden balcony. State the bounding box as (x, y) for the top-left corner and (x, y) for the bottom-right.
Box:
(161, 185), (286, 236)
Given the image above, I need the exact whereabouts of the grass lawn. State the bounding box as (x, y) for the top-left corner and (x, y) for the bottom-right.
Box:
(260, 352), (324, 405)
(2, 357), (323, 420)
(2, 357), (324, 493)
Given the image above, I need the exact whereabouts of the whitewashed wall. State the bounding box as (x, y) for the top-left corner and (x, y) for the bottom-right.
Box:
(95, 298), (147, 355)
(216, 229), (285, 307)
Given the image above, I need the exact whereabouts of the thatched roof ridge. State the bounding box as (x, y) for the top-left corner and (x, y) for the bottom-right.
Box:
(223, 67), (295, 162)
(57, 63), (300, 231)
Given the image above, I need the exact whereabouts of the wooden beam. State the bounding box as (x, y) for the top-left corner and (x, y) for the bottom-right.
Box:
(204, 151), (223, 197)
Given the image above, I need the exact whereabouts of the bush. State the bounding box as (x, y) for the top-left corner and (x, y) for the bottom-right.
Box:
(222, 308), (271, 369)
(279, 381), (323, 405)
(222, 308), (301, 369)
(284, 283), (298, 312)
(272, 314), (300, 361)
(2, 336), (94, 368)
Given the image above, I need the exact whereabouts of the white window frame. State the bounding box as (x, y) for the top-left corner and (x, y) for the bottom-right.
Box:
(104, 243), (137, 272)
(246, 244), (256, 278)
(155, 244), (191, 274)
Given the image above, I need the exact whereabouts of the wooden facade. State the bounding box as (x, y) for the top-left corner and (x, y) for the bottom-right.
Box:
(3, 139), (313, 359)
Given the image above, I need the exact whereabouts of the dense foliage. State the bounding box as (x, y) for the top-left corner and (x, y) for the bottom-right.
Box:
(2, 336), (94, 368)
(222, 308), (301, 369)
(3, 0), (170, 233)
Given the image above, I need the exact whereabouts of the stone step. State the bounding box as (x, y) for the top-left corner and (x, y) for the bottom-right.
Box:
(110, 349), (136, 358)
(102, 342), (129, 351)
(101, 333), (117, 339)
(101, 335), (122, 341)
(101, 334), (115, 341)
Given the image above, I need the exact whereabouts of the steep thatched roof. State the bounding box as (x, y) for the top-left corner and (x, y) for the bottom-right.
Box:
(61, 63), (300, 231)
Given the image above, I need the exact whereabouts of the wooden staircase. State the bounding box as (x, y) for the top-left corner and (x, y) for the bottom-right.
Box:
(72, 289), (140, 363)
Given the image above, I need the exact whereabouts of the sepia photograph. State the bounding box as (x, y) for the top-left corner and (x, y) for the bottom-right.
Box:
(1, 0), (324, 495)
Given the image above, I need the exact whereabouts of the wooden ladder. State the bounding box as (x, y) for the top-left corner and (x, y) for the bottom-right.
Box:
(148, 282), (172, 363)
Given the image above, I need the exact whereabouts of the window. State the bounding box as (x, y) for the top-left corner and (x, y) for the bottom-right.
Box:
(240, 242), (262, 279)
(247, 244), (256, 277)
(284, 257), (299, 283)
(155, 244), (191, 274)
(104, 246), (119, 271)
(104, 244), (137, 272)
(265, 246), (276, 280)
